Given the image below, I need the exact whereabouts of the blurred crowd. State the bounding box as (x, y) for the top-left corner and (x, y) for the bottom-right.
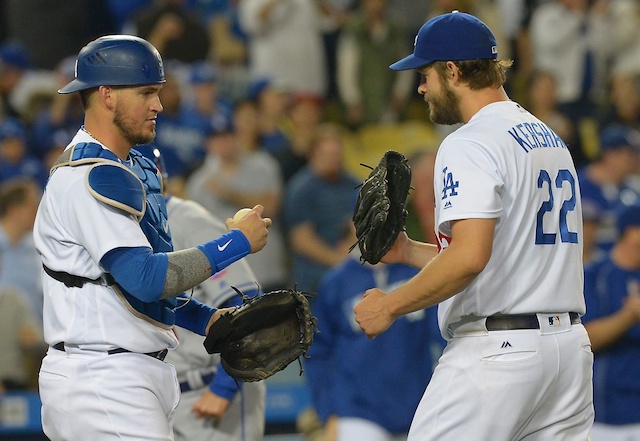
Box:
(1, 0), (640, 438)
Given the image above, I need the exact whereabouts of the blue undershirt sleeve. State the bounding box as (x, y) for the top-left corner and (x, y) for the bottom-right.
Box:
(174, 294), (216, 336)
(100, 247), (167, 302)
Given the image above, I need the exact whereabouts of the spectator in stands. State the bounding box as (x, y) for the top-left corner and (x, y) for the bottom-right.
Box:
(0, 177), (43, 330)
(238, 0), (330, 98)
(528, 70), (583, 165)
(30, 56), (84, 162)
(578, 124), (640, 263)
(598, 73), (640, 132)
(0, 41), (31, 119)
(282, 123), (359, 293)
(125, 0), (210, 63)
(405, 149), (437, 245)
(529, 0), (618, 122)
(304, 224), (443, 441)
(0, 286), (45, 392)
(152, 70), (208, 180)
(186, 116), (289, 292)
(583, 201), (640, 440)
(249, 77), (292, 154)
(0, 118), (48, 188)
(336, 0), (414, 129)
(272, 93), (326, 183)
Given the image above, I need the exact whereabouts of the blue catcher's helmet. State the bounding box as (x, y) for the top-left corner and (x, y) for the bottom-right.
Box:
(58, 35), (165, 94)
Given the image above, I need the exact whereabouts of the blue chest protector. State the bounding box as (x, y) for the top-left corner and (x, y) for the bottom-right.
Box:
(58, 142), (176, 325)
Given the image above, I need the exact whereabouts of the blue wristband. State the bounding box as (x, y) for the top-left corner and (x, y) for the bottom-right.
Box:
(197, 229), (251, 273)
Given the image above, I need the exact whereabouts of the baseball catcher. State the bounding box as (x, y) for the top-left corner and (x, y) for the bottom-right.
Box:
(351, 150), (412, 265)
(203, 288), (317, 382)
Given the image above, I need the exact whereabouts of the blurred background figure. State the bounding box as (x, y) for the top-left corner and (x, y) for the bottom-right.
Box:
(248, 77), (292, 155)
(238, 0), (330, 98)
(164, 189), (266, 441)
(282, 123), (359, 293)
(124, 0), (210, 63)
(405, 149), (437, 245)
(0, 177), (44, 330)
(336, 0), (414, 129)
(0, 285), (45, 393)
(577, 124), (640, 263)
(583, 201), (640, 441)
(302, 224), (443, 441)
(0, 117), (48, 188)
(186, 114), (289, 292)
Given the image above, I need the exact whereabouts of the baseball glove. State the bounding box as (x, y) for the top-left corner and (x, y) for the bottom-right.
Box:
(351, 150), (412, 265)
(203, 288), (317, 382)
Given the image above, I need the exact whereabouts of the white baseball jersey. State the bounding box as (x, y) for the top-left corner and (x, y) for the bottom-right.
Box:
(433, 101), (585, 338)
(33, 130), (179, 353)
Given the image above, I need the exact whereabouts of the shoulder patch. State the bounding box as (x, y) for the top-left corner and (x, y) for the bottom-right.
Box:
(86, 163), (146, 220)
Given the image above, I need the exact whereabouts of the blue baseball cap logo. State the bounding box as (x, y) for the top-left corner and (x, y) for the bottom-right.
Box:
(390, 11), (497, 71)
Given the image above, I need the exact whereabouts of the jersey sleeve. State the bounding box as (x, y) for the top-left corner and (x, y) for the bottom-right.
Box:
(434, 137), (504, 237)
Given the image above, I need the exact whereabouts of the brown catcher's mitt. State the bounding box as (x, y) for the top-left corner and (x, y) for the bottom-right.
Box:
(203, 288), (317, 382)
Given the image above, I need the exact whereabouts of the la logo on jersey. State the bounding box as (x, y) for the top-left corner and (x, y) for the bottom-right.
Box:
(548, 315), (561, 326)
(441, 167), (459, 203)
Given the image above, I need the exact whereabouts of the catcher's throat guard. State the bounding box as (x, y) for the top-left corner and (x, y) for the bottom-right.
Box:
(204, 288), (317, 382)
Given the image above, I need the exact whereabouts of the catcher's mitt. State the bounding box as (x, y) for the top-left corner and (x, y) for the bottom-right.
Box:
(203, 288), (317, 382)
(351, 150), (412, 265)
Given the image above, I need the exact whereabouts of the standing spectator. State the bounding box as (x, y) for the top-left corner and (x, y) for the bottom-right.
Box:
(282, 123), (359, 293)
(0, 41), (31, 119)
(126, 0), (211, 63)
(0, 286), (45, 392)
(153, 70), (208, 179)
(238, 0), (330, 97)
(29, 56), (85, 162)
(272, 93), (325, 183)
(186, 117), (289, 291)
(304, 243), (443, 441)
(578, 124), (640, 263)
(336, 0), (414, 129)
(165, 193), (266, 441)
(0, 177), (43, 329)
(527, 70), (583, 165)
(248, 77), (292, 154)
(583, 201), (640, 440)
(529, 0), (617, 121)
(0, 117), (48, 188)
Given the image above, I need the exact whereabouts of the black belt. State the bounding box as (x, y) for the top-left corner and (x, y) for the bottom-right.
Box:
(485, 312), (581, 331)
(52, 342), (168, 361)
(179, 372), (216, 393)
(43, 264), (115, 288)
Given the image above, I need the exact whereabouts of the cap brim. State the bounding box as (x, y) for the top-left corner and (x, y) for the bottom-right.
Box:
(58, 79), (88, 94)
(389, 54), (432, 71)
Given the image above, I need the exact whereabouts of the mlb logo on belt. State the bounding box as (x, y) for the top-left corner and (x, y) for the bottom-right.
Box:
(548, 315), (561, 326)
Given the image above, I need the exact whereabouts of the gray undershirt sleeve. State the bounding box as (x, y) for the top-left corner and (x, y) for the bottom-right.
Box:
(160, 248), (213, 299)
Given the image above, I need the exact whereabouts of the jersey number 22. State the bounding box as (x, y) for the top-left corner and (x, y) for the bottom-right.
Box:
(535, 169), (578, 245)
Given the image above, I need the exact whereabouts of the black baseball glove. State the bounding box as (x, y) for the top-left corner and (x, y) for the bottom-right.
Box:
(203, 288), (317, 382)
(351, 150), (412, 265)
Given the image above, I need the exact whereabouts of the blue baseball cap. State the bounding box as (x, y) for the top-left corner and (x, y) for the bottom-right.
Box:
(599, 124), (640, 152)
(190, 61), (217, 84)
(0, 118), (27, 142)
(0, 41), (31, 70)
(390, 11), (497, 71)
(615, 201), (640, 236)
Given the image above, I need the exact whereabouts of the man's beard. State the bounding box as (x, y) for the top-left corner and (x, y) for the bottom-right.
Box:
(113, 105), (155, 146)
(428, 80), (462, 126)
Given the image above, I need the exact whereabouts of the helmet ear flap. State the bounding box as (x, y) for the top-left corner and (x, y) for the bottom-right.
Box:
(59, 35), (166, 94)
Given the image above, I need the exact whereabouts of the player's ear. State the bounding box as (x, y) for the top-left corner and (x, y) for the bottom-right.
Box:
(98, 86), (116, 110)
